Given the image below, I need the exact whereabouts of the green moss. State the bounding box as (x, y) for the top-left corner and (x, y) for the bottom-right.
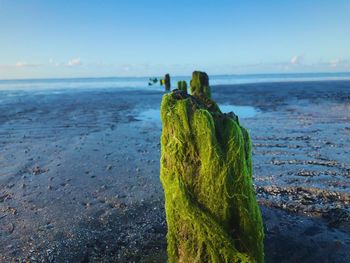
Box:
(165, 73), (171, 91)
(177, 80), (188, 93)
(190, 71), (211, 99)
(160, 72), (264, 263)
(160, 74), (171, 91)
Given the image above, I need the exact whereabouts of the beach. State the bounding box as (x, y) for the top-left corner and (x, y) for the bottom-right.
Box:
(0, 80), (349, 262)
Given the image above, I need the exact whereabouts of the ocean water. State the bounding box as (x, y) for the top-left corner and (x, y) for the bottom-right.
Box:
(138, 104), (259, 122)
(1, 72), (350, 92)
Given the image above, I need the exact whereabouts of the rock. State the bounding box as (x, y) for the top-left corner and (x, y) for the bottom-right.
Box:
(323, 208), (350, 227)
(31, 166), (48, 175)
(7, 223), (15, 234)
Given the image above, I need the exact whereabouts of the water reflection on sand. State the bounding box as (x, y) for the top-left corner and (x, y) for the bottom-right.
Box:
(137, 104), (259, 122)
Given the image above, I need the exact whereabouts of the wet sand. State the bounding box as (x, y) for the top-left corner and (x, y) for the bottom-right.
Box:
(0, 81), (349, 262)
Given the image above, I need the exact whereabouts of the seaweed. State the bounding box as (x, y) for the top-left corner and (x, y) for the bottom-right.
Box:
(177, 80), (188, 93)
(160, 74), (171, 91)
(164, 73), (171, 91)
(160, 71), (264, 263)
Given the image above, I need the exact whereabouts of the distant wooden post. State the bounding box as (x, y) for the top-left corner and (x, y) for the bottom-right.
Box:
(164, 73), (171, 91)
(177, 80), (188, 93)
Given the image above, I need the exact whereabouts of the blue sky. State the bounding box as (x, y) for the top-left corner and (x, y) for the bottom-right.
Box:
(0, 0), (349, 79)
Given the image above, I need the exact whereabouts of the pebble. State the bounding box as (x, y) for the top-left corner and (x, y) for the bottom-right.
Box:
(7, 223), (15, 234)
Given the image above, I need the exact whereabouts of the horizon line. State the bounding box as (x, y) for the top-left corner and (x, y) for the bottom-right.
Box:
(1, 71), (350, 82)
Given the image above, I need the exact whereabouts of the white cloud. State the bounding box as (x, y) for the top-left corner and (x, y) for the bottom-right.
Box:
(68, 58), (81, 66)
(330, 59), (340, 68)
(15, 61), (28, 68)
(49, 59), (62, 67)
(290, 55), (302, 65)
(14, 61), (40, 68)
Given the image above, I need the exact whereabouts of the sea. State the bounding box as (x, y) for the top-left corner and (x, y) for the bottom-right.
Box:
(1, 72), (350, 92)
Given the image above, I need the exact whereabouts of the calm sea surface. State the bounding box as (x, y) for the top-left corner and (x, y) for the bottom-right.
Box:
(1, 73), (350, 92)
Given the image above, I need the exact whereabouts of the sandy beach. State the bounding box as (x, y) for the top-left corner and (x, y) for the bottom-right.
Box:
(0, 80), (350, 262)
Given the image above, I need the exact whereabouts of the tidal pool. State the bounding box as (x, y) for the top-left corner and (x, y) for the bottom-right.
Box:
(137, 104), (259, 122)
(219, 105), (259, 118)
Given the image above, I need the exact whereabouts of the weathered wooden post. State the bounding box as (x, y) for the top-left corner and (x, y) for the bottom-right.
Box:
(160, 71), (264, 263)
(160, 74), (171, 91)
(164, 73), (171, 91)
(177, 80), (188, 93)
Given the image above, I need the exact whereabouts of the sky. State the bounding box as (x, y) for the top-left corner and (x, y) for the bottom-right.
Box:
(0, 0), (349, 79)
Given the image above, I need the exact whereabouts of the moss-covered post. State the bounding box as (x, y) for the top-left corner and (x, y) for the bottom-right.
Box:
(190, 70), (211, 99)
(177, 80), (188, 93)
(160, 71), (264, 263)
(164, 73), (171, 91)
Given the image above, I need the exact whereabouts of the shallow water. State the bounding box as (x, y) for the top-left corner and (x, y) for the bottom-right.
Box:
(137, 104), (259, 123)
(219, 104), (259, 118)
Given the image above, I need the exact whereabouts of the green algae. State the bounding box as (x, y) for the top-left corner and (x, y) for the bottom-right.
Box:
(177, 81), (188, 93)
(160, 74), (171, 91)
(190, 71), (211, 100)
(164, 73), (171, 91)
(160, 71), (264, 263)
